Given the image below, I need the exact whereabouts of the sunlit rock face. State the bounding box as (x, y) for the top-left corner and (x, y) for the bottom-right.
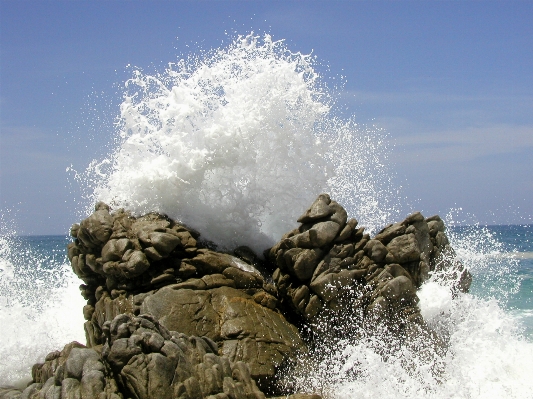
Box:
(3, 195), (469, 399)
(268, 193), (470, 336)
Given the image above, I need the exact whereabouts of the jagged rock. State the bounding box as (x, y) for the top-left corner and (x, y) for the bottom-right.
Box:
(268, 194), (471, 342)
(138, 285), (305, 390)
(386, 233), (420, 263)
(183, 250), (256, 275)
(16, 341), (122, 399)
(8, 196), (467, 399)
(296, 193), (333, 223)
(102, 313), (267, 399)
(223, 267), (262, 288)
(77, 208), (114, 251)
(364, 239), (388, 263)
(0, 387), (23, 399)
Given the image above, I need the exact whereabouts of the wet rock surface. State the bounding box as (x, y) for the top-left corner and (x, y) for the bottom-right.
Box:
(268, 194), (471, 340)
(2, 194), (470, 399)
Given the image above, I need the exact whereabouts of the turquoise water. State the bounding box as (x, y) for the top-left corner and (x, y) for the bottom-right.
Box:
(456, 225), (533, 337)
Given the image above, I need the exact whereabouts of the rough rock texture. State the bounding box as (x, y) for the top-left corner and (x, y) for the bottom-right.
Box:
(2, 314), (267, 399)
(6, 340), (122, 399)
(267, 194), (471, 339)
(2, 194), (471, 399)
(101, 313), (266, 399)
(66, 203), (304, 394)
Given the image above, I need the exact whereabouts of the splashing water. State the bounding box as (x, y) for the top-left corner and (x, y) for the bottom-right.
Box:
(83, 34), (398, 253)
(0, 218), (85, 384)
(444, 211), (522, 305)
(284, 216), (533, 399)
(3, 32), (532, 397)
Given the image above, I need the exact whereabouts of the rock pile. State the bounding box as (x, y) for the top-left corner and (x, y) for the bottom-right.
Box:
(67, 202), (303, 394)
(1, 194), (471, 399)
(268, 194), (471, 337)
(13, 313), (267, 399)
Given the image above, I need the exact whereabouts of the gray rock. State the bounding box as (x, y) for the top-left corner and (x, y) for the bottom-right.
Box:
(57, 197), (472, 398)
(308, 221), (342, 247)
(101, 238), (133, 262)
(64, 348), (100, 380)
(309, 269), (365, 302)
(101, 314), (268, 398)
(79, 370), (104, 399)
(404, 211), (425, 224)
(107, 336), (143, 370)
(0, 387), (22, 399)
(373, 222), (406, 245)
(286, 248), (324, 281)
(60, 379), (80, 399)
(386, 233), (420, 263)
(223, 267), (262, 288)
(77, 210), (113, 250)
(334, 218), (358, 242)
(364, 240), (388, 263)
(123, 250), (150, 278)
(427, 219), (445, 236)
(140, 286), (304, 384)
(201, 274), (236, 289)
(121, 353), (174, 399)
(173, 278), (208, 290)
(183, 250), (241, 275)
(149, 231), (181, 256)
(327, 200), (348, 226)
(380, 276), (416, 302)
(297, 194), (332, 223)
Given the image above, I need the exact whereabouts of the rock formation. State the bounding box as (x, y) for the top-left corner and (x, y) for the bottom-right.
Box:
(268, 194), (471, 339)
(1, 194), (470, 399)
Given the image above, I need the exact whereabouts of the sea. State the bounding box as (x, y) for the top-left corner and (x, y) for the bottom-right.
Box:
(1, 33), (532, 397)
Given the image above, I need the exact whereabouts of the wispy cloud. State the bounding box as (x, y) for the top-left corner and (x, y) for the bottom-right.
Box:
(390, 124), (533, 164)
(334, 87), (533, 166)
(341, 89), (533, 104)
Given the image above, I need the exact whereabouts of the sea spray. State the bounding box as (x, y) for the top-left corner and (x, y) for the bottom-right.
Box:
(445, 211), (522, 305)
(83, 33), (399, 254)
(283, 219), (533, 399)
(3, 31), (530, 398)
(0, 227), (85, 384)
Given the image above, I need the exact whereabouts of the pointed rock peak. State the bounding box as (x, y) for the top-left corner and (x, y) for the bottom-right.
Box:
(297, 193), (333, 223)
(94, 201), (110, 212)
(403, 211), (424, 225)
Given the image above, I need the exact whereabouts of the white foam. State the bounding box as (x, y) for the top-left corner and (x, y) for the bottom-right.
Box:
(84, 33), (398, 254)
(0, 234), (86, 384)
(419, 283), (533, 399)
(285, 224), (533, 399)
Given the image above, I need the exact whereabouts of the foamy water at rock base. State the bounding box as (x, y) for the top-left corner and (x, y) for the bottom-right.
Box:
(1, 33), (532, 398)
(0, 231), (85, 385)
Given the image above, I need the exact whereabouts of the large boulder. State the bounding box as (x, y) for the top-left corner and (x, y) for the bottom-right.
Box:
(267, 194), (471, 338)
(68, 204), (307, 395)
(138, 285), (304, 387)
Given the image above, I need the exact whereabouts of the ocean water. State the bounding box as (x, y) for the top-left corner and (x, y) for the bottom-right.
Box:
(0, 234), (86, 385)
(1, 33), (532, 397)
(448, 224), (533, 337)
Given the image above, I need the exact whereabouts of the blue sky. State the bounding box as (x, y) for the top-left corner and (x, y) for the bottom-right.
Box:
(1, 1), (532, 234)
